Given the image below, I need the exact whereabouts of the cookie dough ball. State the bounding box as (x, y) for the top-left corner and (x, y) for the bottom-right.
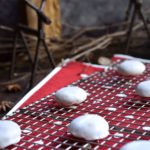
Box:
(120, 140), (150, 150)
(117, 60), (145, 76)
(55, 86), (87, 106)
(68, 114), (109, 140)
(0, 120), (21, 149)
(136, 80), (150, 97)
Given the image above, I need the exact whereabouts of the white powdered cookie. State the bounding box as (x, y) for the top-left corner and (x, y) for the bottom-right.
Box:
(136, 80), (150, 97)
(117, 60), (145, 76)
(68, 114), (109, 140)
(55, 86), (87, 106)
(0, 120), (21, 149)
(120, 140), (150, 150)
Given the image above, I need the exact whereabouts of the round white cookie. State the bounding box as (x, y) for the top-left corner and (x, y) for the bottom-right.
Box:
(68, 114), (109, 140)
(55, 86), (87, 106)
(0, 120), (21, 149)
(117, 60), (145, 76)
(136, 80), (150, 97)
(120, 140), (150, 150)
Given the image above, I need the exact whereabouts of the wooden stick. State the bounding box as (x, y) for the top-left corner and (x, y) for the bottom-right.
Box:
(64, 21), (129, 44)
(72, 36), (107, 54)
(71, 21), (143, 55)
(0, 25), (14, 32)
(57, 38), (111, 67)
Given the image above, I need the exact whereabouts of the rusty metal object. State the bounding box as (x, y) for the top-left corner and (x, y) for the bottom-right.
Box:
(10, 0), (56, 89)
(125, 0), (150, 53)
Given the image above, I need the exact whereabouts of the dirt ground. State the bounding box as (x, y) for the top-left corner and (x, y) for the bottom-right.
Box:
(0, 26), (150, 118)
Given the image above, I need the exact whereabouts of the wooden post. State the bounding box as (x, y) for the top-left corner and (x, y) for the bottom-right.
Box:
(19, 0), (62, 40)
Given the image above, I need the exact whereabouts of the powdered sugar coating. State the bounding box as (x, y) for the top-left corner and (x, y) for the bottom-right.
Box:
(117, 60), (145, 76)
(0, 120), (21, 149)
(55, 86), (87, 106)
(136, 80), (150, 97)
(120, 140), (150, 150)
(68, 114), (109, 140)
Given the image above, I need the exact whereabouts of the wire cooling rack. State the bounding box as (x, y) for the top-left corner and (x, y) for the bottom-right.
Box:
(5, 59), (150, 150)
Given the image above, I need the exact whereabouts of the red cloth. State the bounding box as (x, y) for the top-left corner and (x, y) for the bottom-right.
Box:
(20, 61), (104, 108)
(111, 56), (130, 62)
(6, 57), (150, 150)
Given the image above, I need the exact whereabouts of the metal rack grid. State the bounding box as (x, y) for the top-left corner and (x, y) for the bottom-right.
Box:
(5, 59), (150, 150)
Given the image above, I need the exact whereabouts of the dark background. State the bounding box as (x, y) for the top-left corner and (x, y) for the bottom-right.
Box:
(0, 0), (150, 117)
(0, 0), (150, 36)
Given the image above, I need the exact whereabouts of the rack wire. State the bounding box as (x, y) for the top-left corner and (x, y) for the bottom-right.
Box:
(5, 59), (150, 150)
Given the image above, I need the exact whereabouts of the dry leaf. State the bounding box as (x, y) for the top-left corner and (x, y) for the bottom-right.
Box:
(0, 101), (14, 112)
(7, 84), (21, 92)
